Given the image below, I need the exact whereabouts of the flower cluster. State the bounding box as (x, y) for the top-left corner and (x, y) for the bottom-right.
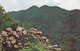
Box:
(29, 27), (61, 51)
(0, 26), (61, 51)
(29, 27), (49, 44)
(0, 26), (28, 51)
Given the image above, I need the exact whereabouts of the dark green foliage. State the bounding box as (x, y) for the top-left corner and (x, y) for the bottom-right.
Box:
(0, 5), (21, 32)
(0, 5), (49, 51)
(8, 5), (80, 51)
(61, 10), (80, 51)
(8, 5), (68, 44)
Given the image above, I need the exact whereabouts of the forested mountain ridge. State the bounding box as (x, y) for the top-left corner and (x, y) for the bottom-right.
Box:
(0, 5), (62, 51)
(8, 5), (68, 43)
(8, 5), (68, 22)
(8, 5), (80, 51)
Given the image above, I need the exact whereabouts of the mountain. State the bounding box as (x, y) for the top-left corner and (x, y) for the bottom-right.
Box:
(7, 5), (80, 51)
(61, 9), (80, 51)
(0, 5), (62, 51)
(8, 5), (68, 43)
(8, 5), (39, 22)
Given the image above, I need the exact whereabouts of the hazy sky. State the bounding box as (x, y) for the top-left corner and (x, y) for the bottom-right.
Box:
(0, 0), (80, 11)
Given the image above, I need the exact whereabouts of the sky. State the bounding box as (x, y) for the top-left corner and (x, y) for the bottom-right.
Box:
(0, 0), (80, 11)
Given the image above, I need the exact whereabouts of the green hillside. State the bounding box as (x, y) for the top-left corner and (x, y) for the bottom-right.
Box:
(0, 5), (61, 51)
(8, 5), (68, 43)
(8, 5), (80, 51)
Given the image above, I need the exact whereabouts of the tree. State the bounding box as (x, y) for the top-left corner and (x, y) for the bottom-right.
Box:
(61, 11), (80, 51)
(0, 5), (21, 32)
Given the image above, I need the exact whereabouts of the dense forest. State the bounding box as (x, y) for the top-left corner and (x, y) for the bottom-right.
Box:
(8, 5), (68, 44)
(8, 5), (80, 51)
(0, 5), (80, 51)
(0, 5), (61, 51)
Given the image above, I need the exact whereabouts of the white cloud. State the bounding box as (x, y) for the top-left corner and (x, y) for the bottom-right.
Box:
(0, 0), (80, 11)
(0, 0), (21, 11)
(57, 0), (80, 10)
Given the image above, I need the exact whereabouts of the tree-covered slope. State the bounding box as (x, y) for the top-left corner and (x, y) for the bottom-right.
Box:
(0, 5), (62, 51)
(8, 6), (39, 22)
(8, 5), (68, 44)
(0, 5), (21, 32)
(61, 9), (80, 51)
(5, 5), (80, 51)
